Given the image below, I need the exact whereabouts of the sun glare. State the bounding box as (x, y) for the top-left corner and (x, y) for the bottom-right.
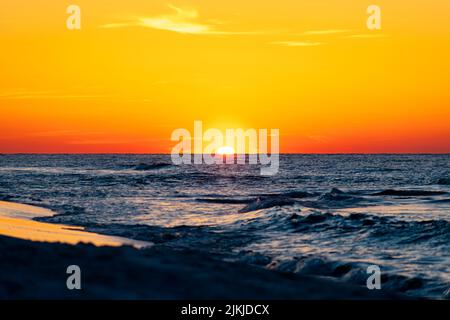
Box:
(216, 146), (235, 155)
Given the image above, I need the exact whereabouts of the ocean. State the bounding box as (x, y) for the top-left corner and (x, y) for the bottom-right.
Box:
(0, 154), (448, 298)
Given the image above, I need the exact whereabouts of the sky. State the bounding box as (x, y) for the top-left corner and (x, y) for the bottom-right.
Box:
(1, 0), (450, 153)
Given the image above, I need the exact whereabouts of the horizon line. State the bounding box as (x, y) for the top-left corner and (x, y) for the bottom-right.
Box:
(1, 153), (449, 156)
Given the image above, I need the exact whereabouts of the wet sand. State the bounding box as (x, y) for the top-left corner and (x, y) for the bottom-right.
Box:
(0, 200), (149, 248)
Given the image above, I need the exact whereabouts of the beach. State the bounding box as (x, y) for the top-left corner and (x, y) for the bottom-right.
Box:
(0, 200), (149, 247)
(0, 200), (403, 299)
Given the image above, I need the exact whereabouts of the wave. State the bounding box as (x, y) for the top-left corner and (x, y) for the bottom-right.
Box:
(298, 188), (368, 209)
(0, 194), (13, 201)
(195, 191), (315, 207)
(265, 255), (443, 296)
(318, 188), (357, 201)
(235, 207), (450, 245)
(371, 189), (447, 196)
(183, 171), (269, 181)
(237, 189), (363, 213)
(436, 178), (450, 185)
(196, 198), (253, 204)
(132, 162), (172, 170)
(428, 198), (450, 203)
(238, 196), (297, 213)
(277, 190), (317, 198)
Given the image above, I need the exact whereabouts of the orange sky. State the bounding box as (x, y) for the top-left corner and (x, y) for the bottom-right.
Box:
(1, 0), (450, 153)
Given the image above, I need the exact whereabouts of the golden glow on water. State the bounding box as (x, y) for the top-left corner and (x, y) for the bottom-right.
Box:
(216, 146), (235, 155)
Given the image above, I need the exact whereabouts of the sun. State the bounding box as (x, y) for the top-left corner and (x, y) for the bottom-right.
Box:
(216, 146), (235, 155)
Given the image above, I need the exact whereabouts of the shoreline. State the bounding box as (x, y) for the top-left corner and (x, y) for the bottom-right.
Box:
(0, 200), (150, 248)
(0, 200), (406, 299)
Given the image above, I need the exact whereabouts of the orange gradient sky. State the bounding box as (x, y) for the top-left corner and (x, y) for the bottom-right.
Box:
(1, 0), (450, 153)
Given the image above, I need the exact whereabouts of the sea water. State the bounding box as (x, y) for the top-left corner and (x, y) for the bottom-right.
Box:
(0, 154), (448, 298)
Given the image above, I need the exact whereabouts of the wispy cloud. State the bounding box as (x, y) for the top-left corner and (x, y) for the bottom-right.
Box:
(345, 34), (388, 39)
(303, 29), (350, 36)
(271, 29), (386, 47)
(271, 41), (324, 47)
(101, 4), (253, 35)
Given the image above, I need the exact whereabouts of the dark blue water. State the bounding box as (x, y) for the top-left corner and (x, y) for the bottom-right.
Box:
(0, 154), (449, 298)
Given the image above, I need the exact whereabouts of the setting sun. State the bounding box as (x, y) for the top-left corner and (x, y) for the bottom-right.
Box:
(216, 146), (235, 155)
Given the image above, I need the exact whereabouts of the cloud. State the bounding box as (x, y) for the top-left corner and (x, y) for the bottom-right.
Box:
(270, 30), (386, 48)
(345, 34), (387, 39)
(271, 41), (324, 47)
(100, 4), (251, 35)
(303, 29), (350, 36)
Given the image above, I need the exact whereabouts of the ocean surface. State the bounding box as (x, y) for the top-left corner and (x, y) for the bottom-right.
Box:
(0, 154), (449, 298)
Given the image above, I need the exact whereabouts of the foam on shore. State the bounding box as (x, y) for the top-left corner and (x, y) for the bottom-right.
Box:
(0, 201), (150, 248)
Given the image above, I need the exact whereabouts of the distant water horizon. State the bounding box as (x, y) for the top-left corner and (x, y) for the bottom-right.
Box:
(0, 151), (450, 156)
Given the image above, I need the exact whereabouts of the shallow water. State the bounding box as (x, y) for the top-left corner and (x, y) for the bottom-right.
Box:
(0, 154), (448, 298)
